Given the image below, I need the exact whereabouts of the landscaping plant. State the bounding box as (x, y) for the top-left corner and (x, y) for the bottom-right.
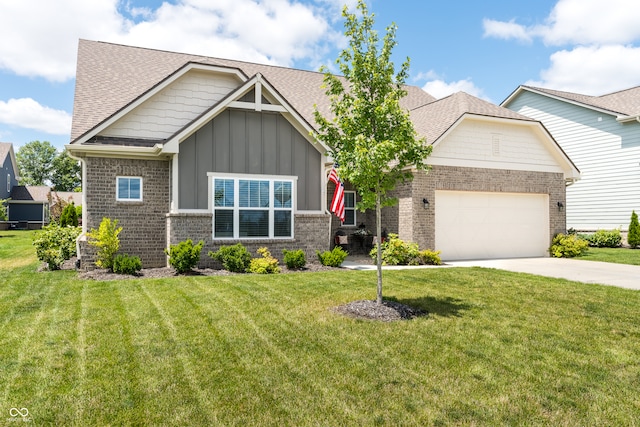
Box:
(165, 239), (204, 274)
(32, 223), (81, 270)
(248, 247), (281, 274)
(586, 229), (622, 248)
(113, 253), (142, 275)
(209, 243), (252, 273)
(549, 233), (589, 258)
(370, 233), (419, 265)
(86, 217), (122, 270)
(283, 249), (306, 270)
(317, 246), (348, 267)
(418, 249), (442, 265)
(628, 210), (640, 248)
(60, 202), (79, 227)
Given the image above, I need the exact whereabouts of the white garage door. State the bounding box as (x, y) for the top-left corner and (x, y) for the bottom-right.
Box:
(435, 190), (549, 261)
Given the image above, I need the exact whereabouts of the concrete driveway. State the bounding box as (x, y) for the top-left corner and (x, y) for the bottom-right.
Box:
(446, 257), (640, 290)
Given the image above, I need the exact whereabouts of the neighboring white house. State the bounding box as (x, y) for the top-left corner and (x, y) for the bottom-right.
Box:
(502, 85), (640, 231)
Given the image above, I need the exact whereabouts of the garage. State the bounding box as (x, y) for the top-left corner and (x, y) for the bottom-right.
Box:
(435, 190), (550, 261)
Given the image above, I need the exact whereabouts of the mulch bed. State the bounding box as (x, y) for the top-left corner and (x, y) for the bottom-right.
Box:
(332, 299), (427, 322)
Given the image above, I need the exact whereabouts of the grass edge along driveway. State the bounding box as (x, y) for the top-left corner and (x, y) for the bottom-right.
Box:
(1, 230), (639, 425)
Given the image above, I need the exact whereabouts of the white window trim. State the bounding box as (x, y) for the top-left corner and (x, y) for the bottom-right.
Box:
(6, 174), (10, 193)
(116, 176), (143, 202)
(342, 190), (357, 227)
(209, 172), (297, 240)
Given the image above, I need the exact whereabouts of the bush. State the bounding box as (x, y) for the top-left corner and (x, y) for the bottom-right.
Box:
(209, 243), (252, 273)
(628, 211), (640, 248)
(60, 202), (79, 227)
(282, 249), (306, 269)
(0, 198), (8, 221)
(33, 224), (82, 270)
(86, 217), (122, 271)
(417, 249), (442, 265)
(248, 247), (281, 274)
(317, 246), (348, 267)
(165, 239), (204, 274)
(586, 229), (622, 248)
(113, 254), (142, 275)
(370, 233), (419, 265)
(549, 233), (589, 258)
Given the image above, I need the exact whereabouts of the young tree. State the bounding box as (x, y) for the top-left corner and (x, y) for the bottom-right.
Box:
(51, 149), (81, 191)
(16, 140), (57, 185)
(314, 0), (432, 304)
(628, 210), (640, 248)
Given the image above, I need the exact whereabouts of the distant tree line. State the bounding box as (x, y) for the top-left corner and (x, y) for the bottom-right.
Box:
(15, 140), (81, 191)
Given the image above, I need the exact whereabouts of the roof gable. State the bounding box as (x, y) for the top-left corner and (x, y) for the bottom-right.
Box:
(0, 142), (20, 179)
(9, 186), (50, 202)
(502, 85), (640, 119)
(71, 39), (436, 144)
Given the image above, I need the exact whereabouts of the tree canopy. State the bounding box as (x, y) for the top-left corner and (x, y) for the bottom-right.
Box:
(16, 141), (81, 191)
(314, 0), (432, 304)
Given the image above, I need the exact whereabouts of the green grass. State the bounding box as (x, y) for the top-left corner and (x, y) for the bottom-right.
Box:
(2, 230), (640, 425)
(578, 247), (640, 265)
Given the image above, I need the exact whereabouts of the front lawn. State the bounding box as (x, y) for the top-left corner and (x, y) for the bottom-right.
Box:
(579, 247), (640, 265)
(1, 230), (640, 425)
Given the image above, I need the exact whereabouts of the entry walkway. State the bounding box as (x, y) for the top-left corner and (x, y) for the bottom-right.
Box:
(342, 257), (640, 290)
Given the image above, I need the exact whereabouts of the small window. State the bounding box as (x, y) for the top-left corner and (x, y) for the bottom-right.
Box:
(6, 174), (10, 193)
(343, 191), (356, 226)
(117, 176), (142, 201)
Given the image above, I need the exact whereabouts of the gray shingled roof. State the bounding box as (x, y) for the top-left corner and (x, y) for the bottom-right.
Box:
(51, 191), (82, 207)
(9, 186), (50, 202)
(72, 40), (437, 143)
(522, 85), (640, 117)
(410, 92), (535, 144)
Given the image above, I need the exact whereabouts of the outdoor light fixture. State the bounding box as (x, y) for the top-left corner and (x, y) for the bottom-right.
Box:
(557, 201), (564, 211)
(422, 198), (429, 209)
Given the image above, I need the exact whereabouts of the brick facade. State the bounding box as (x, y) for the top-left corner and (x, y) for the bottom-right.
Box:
(167, 212), (330, 268)
(328, 165), (566, 253)
(79, 156), (170, 268)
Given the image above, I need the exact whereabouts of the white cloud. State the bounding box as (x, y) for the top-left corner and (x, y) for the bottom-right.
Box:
(0, 0), (340, 82)
(526, 45), (640, 95)
(482, 19), (531, 43)
(484, 0), (640, 46)
(0, 98), (72, 135)
(420, 74), (489, 101)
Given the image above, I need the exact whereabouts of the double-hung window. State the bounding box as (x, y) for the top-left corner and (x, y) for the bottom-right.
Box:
(343, 191), (356, 226)
(212, 174), (294, 239)
(116, 176), (142, 201)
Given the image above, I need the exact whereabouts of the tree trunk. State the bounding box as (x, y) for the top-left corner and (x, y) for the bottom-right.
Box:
(376, 194), (383, 305)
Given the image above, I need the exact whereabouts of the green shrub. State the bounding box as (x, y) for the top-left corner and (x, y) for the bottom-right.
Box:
(209, 243), (252, 273)
(0, 198), (8, 221)
(628, 211), (640, 248)
(248, 247), (281, 274)
(587, 229), (622, 248)
(282, 249), (306, 269)
(370, 233), (419, 265)
(33, 224), (82, 270)
(417, 249), (442, 265)
(60, 202), (79, 227)
(165, 239), (204, 274)
(549, 233), (589, 258)
(317, 246), (348, 267)
(86, 217), (122, 271)
(113, 254), (142, 275)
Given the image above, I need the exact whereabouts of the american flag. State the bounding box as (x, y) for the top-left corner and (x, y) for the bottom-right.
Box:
(328, 164), (345, 222)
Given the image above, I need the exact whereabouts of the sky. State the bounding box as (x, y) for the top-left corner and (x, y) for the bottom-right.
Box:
(1, 0), (640, 151)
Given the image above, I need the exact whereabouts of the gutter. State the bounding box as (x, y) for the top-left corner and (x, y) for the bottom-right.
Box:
(65, 143), (166, 159)
(616, 115), (640, 124)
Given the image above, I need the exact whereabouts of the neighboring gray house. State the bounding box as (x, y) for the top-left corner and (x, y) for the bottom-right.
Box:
(503, 85), (640, 231)
(0, 142), (19, 200)
(8, 185), (50, 228)
(68, 40), (579, 266)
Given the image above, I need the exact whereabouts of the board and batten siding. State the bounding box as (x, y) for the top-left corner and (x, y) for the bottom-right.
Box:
(428, 118), (564, 174)
(101, 70), (240, 140)
(178, 109), (322, 211)
(507, 91), (640, 230)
